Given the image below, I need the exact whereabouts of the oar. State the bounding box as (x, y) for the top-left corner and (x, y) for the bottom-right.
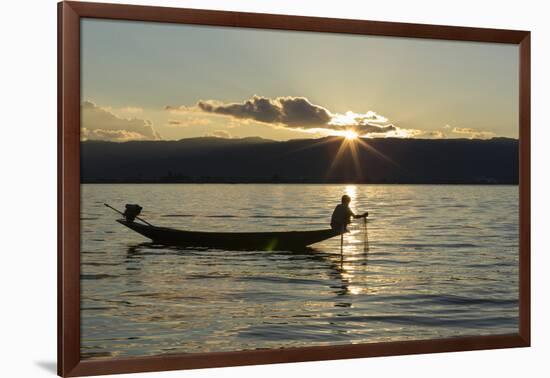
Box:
(104, 203), (155, 227)
(340, 225), (345, 266)
(364, 216), (369, 252)
(340, 227), (344, 255)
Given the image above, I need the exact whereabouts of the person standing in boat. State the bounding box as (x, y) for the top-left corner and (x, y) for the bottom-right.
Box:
(331, 195), (368, 233)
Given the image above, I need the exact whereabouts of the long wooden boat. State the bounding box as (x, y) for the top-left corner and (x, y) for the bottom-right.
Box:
(117, 219), (341, 250)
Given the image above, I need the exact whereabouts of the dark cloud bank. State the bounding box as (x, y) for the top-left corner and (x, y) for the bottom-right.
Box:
(169, 95), (396, 135)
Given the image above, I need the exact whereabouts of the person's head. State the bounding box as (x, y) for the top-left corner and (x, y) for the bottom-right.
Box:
(341, 195), (351, 205)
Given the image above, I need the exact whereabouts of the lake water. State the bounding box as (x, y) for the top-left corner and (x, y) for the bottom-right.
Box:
(80, 184), (519, 359)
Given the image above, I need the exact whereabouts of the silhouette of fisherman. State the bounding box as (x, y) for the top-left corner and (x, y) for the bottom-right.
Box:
(330, 195), (368, 233)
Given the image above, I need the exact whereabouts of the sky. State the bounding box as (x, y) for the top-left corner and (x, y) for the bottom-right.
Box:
(81, 18), (519, 142)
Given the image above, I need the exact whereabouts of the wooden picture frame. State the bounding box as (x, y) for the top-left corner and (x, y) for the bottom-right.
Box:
(58, 1), (530, 376)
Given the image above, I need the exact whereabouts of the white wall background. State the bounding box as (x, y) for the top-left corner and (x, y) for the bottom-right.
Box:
(1, 0), (548, 376)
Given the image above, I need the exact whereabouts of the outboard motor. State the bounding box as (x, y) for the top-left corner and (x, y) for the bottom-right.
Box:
(123, 204), (143, 222)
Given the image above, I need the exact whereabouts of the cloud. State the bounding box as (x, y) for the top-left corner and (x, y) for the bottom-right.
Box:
(424, 131), (446, 139)
(102, 106), (144, 114)
(405, 130), (446, 139)
(165, 118), (212, 128)
(167, 95), (396, 136)
(165, 105), (198, 114)
(81, 101), (160, 142)
(196, 96), (332, 126)
(118, 106), (143, 114)
(81, 128), (149, 142)
(329, 110), (388, 125)
(206, 130), (232, 138)
(452, 127), (494, 139)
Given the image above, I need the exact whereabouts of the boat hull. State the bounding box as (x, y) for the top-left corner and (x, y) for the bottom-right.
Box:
(117, 220), (340, 250)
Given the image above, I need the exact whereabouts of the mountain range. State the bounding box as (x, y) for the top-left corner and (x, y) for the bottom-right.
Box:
(81, 136), (518, 184)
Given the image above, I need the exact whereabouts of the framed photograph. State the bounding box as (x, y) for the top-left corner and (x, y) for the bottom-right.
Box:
(58, 1), (530, 376)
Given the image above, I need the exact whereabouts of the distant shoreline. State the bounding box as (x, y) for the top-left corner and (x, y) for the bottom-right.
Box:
(81, 137), (519, 185)
(81, 180), (518, 186)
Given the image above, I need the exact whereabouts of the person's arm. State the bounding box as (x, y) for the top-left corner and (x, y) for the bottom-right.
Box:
(351, 210), (368, 219)
(349, 209), (369, 219)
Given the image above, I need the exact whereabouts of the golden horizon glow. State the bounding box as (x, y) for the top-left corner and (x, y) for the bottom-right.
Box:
(330, 129), (360, 140)
(326, 133), (402, 181)
(343, 130), (359, 140)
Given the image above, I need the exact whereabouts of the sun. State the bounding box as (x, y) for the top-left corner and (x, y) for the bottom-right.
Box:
(343, 130), (358, 140)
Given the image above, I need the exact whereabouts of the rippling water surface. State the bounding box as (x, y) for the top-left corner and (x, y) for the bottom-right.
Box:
(81, 184), (518, 359)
